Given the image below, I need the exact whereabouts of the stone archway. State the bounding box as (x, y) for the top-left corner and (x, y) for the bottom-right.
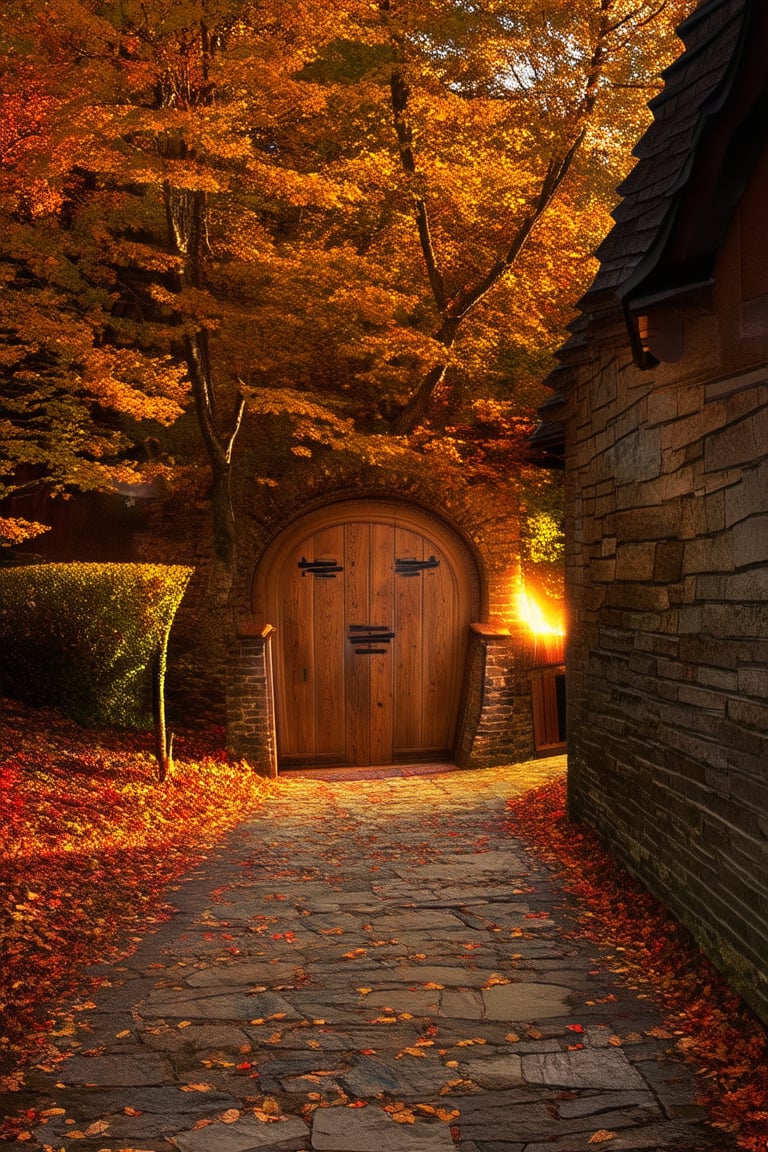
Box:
(225, 481), (539, 775)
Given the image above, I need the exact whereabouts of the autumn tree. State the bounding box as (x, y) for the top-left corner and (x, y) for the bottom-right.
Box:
(0, 55), (189, 548)
(1, 0), (692, 581)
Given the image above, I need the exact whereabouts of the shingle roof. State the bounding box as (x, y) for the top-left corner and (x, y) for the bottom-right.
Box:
(531, 0), (759, 465)
(584, 0), (750, 311)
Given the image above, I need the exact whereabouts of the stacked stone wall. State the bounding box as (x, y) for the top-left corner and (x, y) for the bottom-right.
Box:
(455, 626), (538, 768)
(565, 266), (768, 1021)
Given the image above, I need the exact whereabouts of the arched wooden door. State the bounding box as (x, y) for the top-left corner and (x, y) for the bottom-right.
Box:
(254, 501), (475, 768)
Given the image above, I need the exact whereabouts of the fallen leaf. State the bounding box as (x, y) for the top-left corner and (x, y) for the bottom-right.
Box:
(483, 974), (510, 988)
(220, 1109), (240, 1123)
(588, 1130), (618, 1144)
(440, 1078), (471, 1094)
(435, 1107), (460, 1122)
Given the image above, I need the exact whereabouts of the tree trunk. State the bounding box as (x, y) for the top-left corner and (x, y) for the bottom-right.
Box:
(152, 645), (173, 782)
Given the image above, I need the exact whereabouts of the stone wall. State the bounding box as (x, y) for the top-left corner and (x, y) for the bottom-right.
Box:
(230, 463), (538, 769)
(455, 624), (541, 769)
(143, 454), (545, 767)
(564, 167), (768, 1023)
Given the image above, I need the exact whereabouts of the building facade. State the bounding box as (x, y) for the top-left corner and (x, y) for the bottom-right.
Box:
(536, 0), (768, 1023)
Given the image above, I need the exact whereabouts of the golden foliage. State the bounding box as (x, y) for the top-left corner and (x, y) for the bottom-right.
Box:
(0, 0), (694, 522)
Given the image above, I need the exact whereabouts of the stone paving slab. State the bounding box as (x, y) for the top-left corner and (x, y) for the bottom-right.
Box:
(311, 1104), (455, 1151)
(1, 755), (734, 1151)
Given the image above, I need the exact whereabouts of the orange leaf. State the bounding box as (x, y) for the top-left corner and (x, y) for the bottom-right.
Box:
(588, 1130), (618, 1144)
(83, 1120), (110, 1136)
(435, 1107), (460, 1122)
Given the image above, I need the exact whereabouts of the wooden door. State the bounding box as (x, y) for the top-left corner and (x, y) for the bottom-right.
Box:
(258, 503), (473, 767)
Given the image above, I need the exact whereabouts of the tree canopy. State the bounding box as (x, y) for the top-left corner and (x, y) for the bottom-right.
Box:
(1, 0), (692, 560)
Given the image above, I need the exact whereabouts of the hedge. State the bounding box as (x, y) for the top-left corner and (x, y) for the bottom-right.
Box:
(0, 563), (192, 730)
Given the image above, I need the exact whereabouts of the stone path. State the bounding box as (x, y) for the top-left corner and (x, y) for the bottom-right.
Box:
(10, 758), (730, 1151)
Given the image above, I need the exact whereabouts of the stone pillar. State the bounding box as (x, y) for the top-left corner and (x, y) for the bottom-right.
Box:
(455, 623), (536, 767)
(226, 623), (278, 777)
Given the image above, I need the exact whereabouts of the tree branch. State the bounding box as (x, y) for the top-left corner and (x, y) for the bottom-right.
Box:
(389, 68), (447, 312)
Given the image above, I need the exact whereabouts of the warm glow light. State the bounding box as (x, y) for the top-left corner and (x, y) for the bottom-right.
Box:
(517, 589), (565, 637)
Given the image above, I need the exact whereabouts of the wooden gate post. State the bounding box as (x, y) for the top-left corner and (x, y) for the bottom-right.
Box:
(227, 621), (278, 776)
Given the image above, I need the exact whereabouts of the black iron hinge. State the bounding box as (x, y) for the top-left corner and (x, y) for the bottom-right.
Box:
(394, 555), (439, 576)
(298, 557), (344, 578)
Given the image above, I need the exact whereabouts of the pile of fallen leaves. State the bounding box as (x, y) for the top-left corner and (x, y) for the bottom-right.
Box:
(1, 697), (277, 1069)
(507, 781), (768, 1152)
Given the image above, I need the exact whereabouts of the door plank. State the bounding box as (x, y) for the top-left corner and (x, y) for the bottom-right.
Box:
(278, 542), (315, 756)
(368, 522), (394, 765)
(344, 521), (370, 765)
(422, 541), (458, 751)
(312, 525), (346, 758)
(393, 526), (424, 756)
